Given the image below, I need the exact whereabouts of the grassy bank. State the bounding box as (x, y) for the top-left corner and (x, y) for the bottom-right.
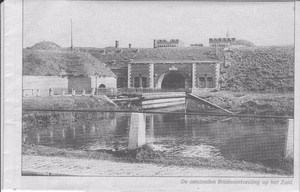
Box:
(23, 143), (293, 176)
(23, 95), (119, 110)
(191, 91), (293, 116)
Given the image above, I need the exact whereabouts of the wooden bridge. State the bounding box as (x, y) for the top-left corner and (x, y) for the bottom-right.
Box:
(112, 92), (236, 115)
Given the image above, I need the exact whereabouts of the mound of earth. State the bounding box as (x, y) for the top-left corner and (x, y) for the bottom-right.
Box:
(222, 46), (294, 92)
(23, 49), (115, 77)
(31, 41), (61, 50)
(230, 39), (255, 47)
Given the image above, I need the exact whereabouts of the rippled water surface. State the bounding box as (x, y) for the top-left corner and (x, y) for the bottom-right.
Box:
(23, 112), (289, 161)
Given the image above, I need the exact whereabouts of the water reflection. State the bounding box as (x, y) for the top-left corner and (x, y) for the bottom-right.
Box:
(23, 112), (290, 162)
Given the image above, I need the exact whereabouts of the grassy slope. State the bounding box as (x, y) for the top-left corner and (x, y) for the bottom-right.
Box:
(23, 96), (118, 110)
(192, 91), (293, 116)
(222, 46), (294, 92)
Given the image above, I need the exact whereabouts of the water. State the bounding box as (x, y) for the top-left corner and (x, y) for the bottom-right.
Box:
(23, 111), (289, 162)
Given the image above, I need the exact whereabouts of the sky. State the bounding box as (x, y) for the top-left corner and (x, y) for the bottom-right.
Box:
(24, 0), (295, 48)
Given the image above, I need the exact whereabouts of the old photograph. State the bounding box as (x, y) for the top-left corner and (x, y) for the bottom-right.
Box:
(21, 0), (295, 179)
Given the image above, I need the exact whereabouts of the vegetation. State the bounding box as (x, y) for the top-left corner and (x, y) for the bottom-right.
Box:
(222, 46), (294, 92)
(23, 45), (115, 77)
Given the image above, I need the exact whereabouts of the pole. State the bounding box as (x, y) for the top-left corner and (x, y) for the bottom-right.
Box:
(71, 19), (73, 51)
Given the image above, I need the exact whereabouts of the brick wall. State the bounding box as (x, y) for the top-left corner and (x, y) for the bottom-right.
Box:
(195, 63), (218, 88)
(154, 63), (192, 88)
(130, 64), (151, 87)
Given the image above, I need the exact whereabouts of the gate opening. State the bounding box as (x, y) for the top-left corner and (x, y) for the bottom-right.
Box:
(161, 73), (185, 89)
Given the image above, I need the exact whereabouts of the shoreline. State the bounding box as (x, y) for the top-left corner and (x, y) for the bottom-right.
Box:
(22, 143), (293, 177)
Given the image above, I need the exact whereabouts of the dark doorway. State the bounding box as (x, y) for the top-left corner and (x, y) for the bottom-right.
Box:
(161, 73), (185, 89)
(99, 84), (106, 88)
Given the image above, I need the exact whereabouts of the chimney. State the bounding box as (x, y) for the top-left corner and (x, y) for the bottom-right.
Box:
(115, 41), (119, 48)
(129, 44), (132, 48)
(153, 39), (157, 48)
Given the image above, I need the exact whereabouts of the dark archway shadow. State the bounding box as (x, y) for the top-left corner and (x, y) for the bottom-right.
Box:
(161, 73), (185, 89)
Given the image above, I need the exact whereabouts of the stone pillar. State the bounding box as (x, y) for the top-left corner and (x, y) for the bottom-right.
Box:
(127, 64), (132, 88)
(128, 113), (146, 149)
(36, 89), (40, 97)
(149, 63), (154, 88)
(284, 119), (294, 158)
(192, 63), (196, 88)
(62, 89), (65, 96)
(82, 89), (86, 96)
(72, 89), (76, 96)
(215, 63), (221, 89)
(49, 88), (53, 96)
(139, 76), (143, 88)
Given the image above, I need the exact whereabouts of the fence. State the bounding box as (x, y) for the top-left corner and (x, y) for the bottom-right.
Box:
(22, 88), (192, 97)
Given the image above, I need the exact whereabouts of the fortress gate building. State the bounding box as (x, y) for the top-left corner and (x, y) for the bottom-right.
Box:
(125, 60), (221, 90)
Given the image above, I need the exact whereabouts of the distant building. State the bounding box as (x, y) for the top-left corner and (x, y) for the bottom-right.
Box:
(209, 38), (236, 47)
(190, 44), (203, 47)
(153, 39), (184, 48)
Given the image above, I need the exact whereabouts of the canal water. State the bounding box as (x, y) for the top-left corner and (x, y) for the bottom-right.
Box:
(23, 112), (290, 162)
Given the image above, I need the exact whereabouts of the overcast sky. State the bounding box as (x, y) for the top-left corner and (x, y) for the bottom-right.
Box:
(24, 0), (294, 48)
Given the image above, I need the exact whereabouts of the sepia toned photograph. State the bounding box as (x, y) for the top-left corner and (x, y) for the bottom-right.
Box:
(21, 0), (295, 179)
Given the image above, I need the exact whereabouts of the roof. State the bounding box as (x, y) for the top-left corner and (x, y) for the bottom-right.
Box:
(23, 49), (116, 77)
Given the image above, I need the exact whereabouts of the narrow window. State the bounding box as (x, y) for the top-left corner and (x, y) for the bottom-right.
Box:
(207, 77), (214, 88)
(199, 77), (206, 88)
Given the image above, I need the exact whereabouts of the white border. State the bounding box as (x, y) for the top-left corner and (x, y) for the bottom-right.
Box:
(2, 0), (300, 191)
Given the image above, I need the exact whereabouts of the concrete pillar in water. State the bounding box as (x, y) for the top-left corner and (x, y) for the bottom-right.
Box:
(284, 119), (294, 158)
(147, 114), (155, 143)
(128, 113), (146, 149)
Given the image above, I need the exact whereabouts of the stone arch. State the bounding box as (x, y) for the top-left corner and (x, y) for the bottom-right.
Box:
(156, 72), (187, 89)
(99, 84), (106, 88)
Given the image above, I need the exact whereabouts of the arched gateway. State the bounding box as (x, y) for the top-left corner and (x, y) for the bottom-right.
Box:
(127, 60), (221, 90)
